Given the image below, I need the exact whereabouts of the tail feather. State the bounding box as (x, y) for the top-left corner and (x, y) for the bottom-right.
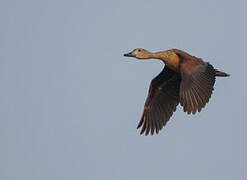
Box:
(215, 69), (230, 77)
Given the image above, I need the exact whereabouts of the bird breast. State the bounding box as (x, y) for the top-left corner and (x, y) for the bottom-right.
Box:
(162, 53), (180, 72)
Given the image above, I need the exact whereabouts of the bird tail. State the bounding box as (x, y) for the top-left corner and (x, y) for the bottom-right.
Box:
(215, 69), (230, 77)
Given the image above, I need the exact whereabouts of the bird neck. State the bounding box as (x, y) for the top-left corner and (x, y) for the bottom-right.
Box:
(151, 51), (170, 60)
(151, 50), (180, 72)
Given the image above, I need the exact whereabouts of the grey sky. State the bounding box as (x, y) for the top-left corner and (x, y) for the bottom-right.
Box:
(0, 0), (246, 179)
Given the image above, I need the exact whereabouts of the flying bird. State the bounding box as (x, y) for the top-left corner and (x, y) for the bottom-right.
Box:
(124, 48), (229, 136)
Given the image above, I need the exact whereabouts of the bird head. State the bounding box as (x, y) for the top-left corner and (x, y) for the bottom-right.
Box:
(124, 48), (152, 59)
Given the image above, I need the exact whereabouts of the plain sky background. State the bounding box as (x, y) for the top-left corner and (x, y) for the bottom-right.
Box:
(0, 0), (246, 179)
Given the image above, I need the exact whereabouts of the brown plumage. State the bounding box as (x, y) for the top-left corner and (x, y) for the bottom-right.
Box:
(124, 48), (230, 136)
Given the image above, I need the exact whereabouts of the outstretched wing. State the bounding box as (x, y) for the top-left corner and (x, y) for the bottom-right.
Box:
(137, 66), (181, 135)
(177, 51), (216, 114)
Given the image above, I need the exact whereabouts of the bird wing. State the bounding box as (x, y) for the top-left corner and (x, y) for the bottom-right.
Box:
(178, 53), (216, 114)
(137, 66), (181, 135)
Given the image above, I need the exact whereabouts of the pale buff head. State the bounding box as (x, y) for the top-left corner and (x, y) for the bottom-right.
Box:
(124, 48), (152, 59)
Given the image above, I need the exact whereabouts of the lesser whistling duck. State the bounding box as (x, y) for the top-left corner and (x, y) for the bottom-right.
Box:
(124, 48), (230, 136)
